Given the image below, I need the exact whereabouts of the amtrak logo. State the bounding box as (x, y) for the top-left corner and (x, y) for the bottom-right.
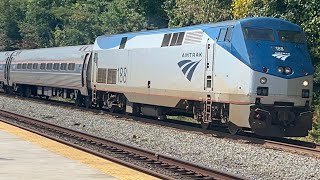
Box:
(177, 60), (201, 81)
(271, 46), (290, 61)
(272, 52), (291, 61)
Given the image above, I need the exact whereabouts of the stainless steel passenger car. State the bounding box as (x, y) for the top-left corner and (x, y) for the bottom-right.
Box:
(0, 51), (14, 91)
(2, 45), (92, 105)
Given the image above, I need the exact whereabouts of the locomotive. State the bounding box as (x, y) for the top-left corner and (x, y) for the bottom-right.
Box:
(0, 17), (314, 137)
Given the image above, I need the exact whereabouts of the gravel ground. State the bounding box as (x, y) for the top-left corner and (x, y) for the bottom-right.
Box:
(0, 95), (320, 179)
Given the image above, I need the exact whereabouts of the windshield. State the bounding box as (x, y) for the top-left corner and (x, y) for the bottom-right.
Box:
(243, 28), (275, 41)
(278, 30), (305, 44)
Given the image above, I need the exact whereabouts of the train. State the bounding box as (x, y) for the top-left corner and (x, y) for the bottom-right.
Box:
(0, 17), (314, 137)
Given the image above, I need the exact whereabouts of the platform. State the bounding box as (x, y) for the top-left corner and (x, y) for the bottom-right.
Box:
(0, 122), (158, 180)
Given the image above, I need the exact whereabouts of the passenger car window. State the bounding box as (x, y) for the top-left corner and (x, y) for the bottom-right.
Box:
(68, 63), (75, 71)
(27, 63), (32, 69)
(278, 30), (305, 43)
(33, 63), (38, 69)
(60, 63), (67, 70)
(40, 63), (46, 70)
(17, 64), (22, 69)
(46, 63), (53, 70)
(22, 63), (27, 69)
(243, 28), (275, 41)
(53, 63), (59, 70)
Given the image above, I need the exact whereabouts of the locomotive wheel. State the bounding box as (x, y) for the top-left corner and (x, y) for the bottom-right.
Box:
(97, 100), (104, 109)
(83, 96), (92, 108)
(5, 87), (13, 95)
(228, 121), (241, 135)
(158, 115), (167, 120)
(201, 121), (211, 130)
(108, 106), (115, 113)
(75, 95), (82, 107)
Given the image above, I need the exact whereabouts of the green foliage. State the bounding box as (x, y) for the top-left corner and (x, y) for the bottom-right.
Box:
(19, 0), (61, 48)
(51, 1), (110, 46)
(139, 0), (168, 28)
(0, 0), (25, 50)
(100, 0), (148, 34)
(309, 105), (320, 142)
(310, 122), (320, 142)
(164, 0), (232, 27)
(231, 0), (253, 19)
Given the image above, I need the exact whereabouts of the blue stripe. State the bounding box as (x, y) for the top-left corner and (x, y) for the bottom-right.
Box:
(177, 60), (192, 68)
(186, 61), (201, 81)
(182, 62), (195, 75)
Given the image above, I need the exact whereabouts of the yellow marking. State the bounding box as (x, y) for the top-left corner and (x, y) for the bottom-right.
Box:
(0, 121), (158, 180)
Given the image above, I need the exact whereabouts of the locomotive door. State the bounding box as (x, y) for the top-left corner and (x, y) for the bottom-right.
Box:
(204, 42), (214, 91)
(81, 53), (91, 95)
(4, 52), (14, 86)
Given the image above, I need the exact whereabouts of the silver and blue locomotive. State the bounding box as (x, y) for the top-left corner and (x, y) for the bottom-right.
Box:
(0, 17), (314, 137)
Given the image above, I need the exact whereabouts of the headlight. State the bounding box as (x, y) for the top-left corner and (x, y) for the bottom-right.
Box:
(260, 77), (267, 84)
(278, 67), (284, 73)
(285, 67), (292, 75)
(303, 80), (309, 87)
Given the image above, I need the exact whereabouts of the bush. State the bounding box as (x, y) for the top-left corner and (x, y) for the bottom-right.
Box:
(310, 105), (320, 142)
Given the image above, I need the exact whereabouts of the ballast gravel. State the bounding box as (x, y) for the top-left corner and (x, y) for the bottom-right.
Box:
(0, 95), (320, 179)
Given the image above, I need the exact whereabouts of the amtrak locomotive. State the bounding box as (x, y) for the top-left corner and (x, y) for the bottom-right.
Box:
(0, 17), (314, 137)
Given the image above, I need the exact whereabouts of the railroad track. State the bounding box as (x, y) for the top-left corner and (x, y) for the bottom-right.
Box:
(1, 93), (320, 158)
(0, 109), (244, 180)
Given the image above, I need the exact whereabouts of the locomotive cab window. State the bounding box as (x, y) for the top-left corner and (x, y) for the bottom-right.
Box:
(243, 28), (275, 41)
(278, 30), (305, 44)
(68, 63), (75, 71)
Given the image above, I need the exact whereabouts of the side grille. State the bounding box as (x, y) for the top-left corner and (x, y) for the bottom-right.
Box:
(107, 69), (117, 84)
(184, 31), (203, 45)
(97, 68), (107, 83)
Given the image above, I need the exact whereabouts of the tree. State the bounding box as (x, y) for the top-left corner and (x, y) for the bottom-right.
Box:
(51, 1), (111, 46)
(231, 0), (254, 19)
(164, 0), (232, 27)
(139, 0), (169, 29)
(0, 0), (25, 50)
(100, 0), (148, 34)
(19, 0), (60, 49)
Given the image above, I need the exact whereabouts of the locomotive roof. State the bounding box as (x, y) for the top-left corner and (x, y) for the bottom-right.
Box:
(97, 17), (301, 39)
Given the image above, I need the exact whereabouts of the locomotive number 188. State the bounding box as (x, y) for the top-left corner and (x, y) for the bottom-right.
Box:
(118, 67), (128, 83)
